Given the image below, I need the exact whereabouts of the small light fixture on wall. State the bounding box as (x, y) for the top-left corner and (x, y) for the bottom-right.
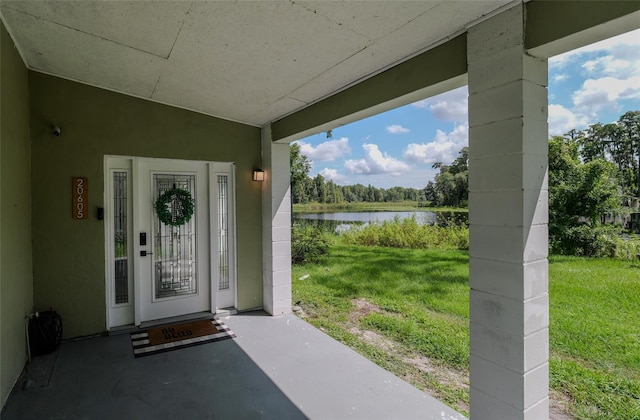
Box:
(253, 169), (265, 182)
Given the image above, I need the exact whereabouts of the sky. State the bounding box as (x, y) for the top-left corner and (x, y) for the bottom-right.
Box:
(295, 29), (640, 190)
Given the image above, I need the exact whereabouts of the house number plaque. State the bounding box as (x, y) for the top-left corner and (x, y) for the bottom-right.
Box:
(72, 177), (88, 219)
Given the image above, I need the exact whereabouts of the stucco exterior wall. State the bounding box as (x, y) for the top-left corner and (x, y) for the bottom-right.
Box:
(29, 73), (263, 338)
(1, 22), (33, 407)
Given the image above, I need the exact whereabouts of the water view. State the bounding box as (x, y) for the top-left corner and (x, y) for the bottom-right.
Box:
(296, 211), (437, 225)
(294, 210), (468, 232)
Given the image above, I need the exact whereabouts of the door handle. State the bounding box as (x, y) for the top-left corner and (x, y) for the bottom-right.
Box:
(140, 250), (153, 257)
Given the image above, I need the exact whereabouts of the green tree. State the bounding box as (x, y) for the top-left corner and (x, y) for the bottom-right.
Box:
(366, 185), (376, 202)
(313, 174), (327, 203)
(325, 180), (344, 203)
(352, 184), (366, 202)
(425, 147), (469, 207)
(290, 143), (311, 203)
(578, 111), (640, 203)
(617, 110), (640, 201)
(548, 136), (622, 256)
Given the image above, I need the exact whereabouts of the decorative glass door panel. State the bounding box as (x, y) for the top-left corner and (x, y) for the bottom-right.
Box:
(105, 158), (135, 329)
(114, 171), (130, 304)
(217, 175), (229, 291)
(212, 163), (236, 309)
(152, 174), (197, 300)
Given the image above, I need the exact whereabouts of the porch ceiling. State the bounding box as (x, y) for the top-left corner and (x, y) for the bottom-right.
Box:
(0, 0), (511, 127)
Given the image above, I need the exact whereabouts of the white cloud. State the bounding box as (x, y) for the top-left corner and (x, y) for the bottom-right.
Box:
(403, 124), (468, 165)
(549, 29), (640, 125)
(548, 104), (589, 136)
(572, 76), (640, 117)
(553, 73), (569, 83)
(344, 143), (409, 175)
(582, 55), (639, 79)
(298, 137), (351, 162)
(319, 168), (349, 184)
(349, 167), (438, 189)
(552, 29), (640, 67)
(386, 124), (410, 134)
(412, 86), (468, 122)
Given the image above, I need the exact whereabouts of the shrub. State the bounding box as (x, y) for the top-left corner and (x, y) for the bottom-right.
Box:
(291, 224), (330, 265)
(342, 216), (469, 250)
(613, 235), (640, 262)
(550, 224), (621, 257)
(436, 211), (468, 226)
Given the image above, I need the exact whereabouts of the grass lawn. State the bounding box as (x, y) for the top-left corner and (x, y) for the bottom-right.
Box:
(292, 243), (640, 418)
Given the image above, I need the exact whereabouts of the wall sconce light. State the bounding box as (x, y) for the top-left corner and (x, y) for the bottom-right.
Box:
(253, 169), (265, 182)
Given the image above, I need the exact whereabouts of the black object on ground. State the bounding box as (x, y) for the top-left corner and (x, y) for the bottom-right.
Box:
(28, 311), (62, 357)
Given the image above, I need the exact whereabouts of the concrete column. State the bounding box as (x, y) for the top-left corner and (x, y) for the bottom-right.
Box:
(467, 5), (549, 420)
(261, 125), (292, 315)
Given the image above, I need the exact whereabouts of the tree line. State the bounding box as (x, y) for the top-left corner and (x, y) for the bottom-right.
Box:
(548, 111), (639, 255)
(291, 110), (638, 214)
(290, 143), (468, 206)
(290, 142), (428, 204)
(566, 111), (639, 202)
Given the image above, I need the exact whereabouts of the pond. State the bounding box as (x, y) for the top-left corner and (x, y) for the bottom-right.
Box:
(295, 211), (437, 225)
(294, 210), (468, 232)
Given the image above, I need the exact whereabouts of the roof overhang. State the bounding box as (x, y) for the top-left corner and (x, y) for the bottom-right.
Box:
(0, 0), (513, 127)
(1, 1), (638, 141)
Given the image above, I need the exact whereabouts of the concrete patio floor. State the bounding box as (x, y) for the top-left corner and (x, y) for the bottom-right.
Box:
(2, 311), (465, 419)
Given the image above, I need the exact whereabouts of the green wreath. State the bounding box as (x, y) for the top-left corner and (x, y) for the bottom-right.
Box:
(154, 188), (195, 226)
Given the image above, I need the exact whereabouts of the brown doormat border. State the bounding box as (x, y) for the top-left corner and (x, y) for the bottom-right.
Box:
(130, 318), (235, 358)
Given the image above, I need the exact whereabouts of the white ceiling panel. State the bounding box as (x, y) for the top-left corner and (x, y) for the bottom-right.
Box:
(1, 1), (189, 58)
(1, 7), (164, 98)
(150, 74), (245, 122)
(289, 0), (512, 105)
(298, 1), (442, 41)
(248, 96), (309, 126)
(153, 1), (371, 123)
(0, 0), (513, 126)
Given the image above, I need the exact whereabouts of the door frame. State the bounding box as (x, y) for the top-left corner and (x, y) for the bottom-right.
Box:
(104, 156), (238, 329)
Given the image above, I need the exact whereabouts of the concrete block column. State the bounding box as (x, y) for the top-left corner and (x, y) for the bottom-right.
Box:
(261, 125), (292, 315)
(467, 5), (549, 419)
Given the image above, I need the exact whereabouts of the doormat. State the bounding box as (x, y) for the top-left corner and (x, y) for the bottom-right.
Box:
(130, 319), (235, 358)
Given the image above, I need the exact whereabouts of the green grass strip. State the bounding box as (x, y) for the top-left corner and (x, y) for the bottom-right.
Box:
(293, 245), (640, 418)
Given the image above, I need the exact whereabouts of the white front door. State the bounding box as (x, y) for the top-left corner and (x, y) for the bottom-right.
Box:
(135, 159), (210, 323)
(105, 157), (237, 328)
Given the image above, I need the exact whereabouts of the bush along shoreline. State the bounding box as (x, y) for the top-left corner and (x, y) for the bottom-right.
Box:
(341, 216), (468, 250)
(293, 214), (639, 263)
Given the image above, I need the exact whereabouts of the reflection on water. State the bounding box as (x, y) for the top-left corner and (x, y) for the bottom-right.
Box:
(296, 211), (437, 224)
(294, 211), (468, 233)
